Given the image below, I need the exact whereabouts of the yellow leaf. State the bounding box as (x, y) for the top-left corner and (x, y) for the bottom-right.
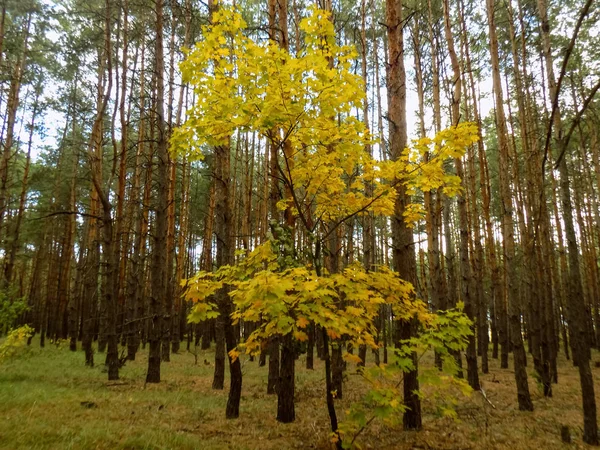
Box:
(296, 317), (310, 328)
(228, 349), (240, 362)
(330, 432), (340, 444)
(343, 352), (363, 364)
(327, 330), (341, 340)
(294, 331), (309, 342)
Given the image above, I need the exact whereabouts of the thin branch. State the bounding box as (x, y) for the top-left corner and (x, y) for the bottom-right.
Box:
(540, 0), (594, 174)
(31, 210), (102, 221)
(554, 77), (600, 168)
(480, 387), (496, 409)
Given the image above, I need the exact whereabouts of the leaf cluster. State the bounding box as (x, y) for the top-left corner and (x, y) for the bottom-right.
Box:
(0, 325), (34, 363)
(172, 6), (479, 227)
(185, 241), (428, 359)
(338, 307), (473, 448)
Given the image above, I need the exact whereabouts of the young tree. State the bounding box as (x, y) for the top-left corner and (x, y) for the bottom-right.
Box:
(175, 6), (477, 443)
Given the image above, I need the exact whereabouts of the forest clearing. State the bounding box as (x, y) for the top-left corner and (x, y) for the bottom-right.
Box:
(1, 340), (598, 450)
(2, 0), (600, 448)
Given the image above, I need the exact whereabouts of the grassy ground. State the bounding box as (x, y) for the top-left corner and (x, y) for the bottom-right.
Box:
(0, 339), (598, 450)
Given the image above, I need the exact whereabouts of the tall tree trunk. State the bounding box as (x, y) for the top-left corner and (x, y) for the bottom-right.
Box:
(266, 0), (281, 398)
(387, 0), (421, 430)
(4, 84), (41, 287)
(172, 0), (193, 355)
(0, 12), (31, 254)
(458, 0), (489, 375)
(115, 0), (130, 354)
(536, 0), (597, 442)
(360, 0), (376, 367)
(125, 41), (146, 361)
(89, 0), (119, 381)
(146, 0), (169, 384)
(486, 0), (533, 411)
(444, 0), (479, 391)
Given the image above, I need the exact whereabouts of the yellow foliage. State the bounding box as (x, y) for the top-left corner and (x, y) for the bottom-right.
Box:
(343, 352), (364, 364)
(174, 11), (478, 446)
(293, 331), (309, 342)
(296, 317), (310, 328)
(228, 349), (240, 362)
(176, 7), (478, 396)
(182, 241), (431, 363)
(174, 6), (478, 229)
(0, 325), (33, 363)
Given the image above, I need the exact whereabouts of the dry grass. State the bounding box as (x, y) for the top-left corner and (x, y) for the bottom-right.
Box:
(395, 351), (597, 450)
(0, 339), (598, 450)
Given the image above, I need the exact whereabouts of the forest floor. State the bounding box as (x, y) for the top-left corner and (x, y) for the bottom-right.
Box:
(0, 339), (598, 450)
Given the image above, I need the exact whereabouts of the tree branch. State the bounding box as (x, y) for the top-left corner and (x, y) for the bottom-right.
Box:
(554, 77), (600, 169)
(540, 0), (594, 174)
(31, 210), (102, 221)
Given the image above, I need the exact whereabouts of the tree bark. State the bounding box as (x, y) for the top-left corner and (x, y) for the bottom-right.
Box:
(146, 0), (169, 384)
(387, 0), (421, 430)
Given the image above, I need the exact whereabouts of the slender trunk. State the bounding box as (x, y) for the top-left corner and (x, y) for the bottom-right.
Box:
(146, 0), (169, 384)
(486, 0), (532, 411)
(444, 0), (479, 391)
(387, 0), (421, 430)
(458, 0), (489, 375)
(125, 41), (146, 361)
(536, 0), (597, 441)
(277, 333), (295, 423)
(205, 0), (243, 418)
(91, 0), (119, 381)
(4, 85), (40, 286)
(0, 13), (31, 244)
(115, 0), (130, 354)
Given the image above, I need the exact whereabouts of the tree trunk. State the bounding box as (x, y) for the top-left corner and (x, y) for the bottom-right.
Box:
(0, 12), (31, 246)
(146, 0), (169, 384)
(536, 0), (597, 441)
(387, 0), (421, 430)
(486, 0), (532, 411)
(444, 0), (479, 391)
(277, 333), (295, 423)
